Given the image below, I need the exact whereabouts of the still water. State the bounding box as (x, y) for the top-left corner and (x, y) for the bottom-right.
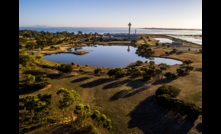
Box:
(154, 38), (173, 43)
(19, 27), (202, 35)
(44, 45), (182, 68)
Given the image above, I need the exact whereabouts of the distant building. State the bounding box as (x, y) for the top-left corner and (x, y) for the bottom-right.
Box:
(171, 41), (184, 45)
(171, 41), (184, 48)
(96, 22), (140, 41)
(100, 33), (140, 41)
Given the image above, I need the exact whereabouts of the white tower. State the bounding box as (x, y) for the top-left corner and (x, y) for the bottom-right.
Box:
(128, 22), (131, 34)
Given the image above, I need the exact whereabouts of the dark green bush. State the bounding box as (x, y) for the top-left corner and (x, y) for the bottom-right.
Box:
(164, 72), (178, 79)
(94, 68), (102, 75)
(57, 64), (73, 73)
(155, 84), (181, 97)
(155, 85), (201, 120)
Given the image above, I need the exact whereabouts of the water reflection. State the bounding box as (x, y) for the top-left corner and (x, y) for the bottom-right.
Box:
(44, 44), (182, 68)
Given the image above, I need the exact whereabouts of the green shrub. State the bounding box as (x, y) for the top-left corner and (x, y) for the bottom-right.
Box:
(142, 74), (151, 81)
(131, 68), (143, 77)
(164, 72), (178, 79)
(83, 123), (98, 134)
(155, 85), (201, 120)
(155, 84), (181, 97)
(183, 60), (193, 66)
(94, 68), (102, 75)
(176, 68), (185, 76)
(107, 68), (126, 78)
(136, 60), (143, 66)
(71, 62), (76, 66)
(57, 64), (73, 73)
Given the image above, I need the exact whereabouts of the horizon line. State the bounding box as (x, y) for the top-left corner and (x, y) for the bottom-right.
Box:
(19, 25), (202, 30)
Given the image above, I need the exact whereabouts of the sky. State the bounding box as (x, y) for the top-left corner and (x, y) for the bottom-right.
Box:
(19, 0), (202, 29)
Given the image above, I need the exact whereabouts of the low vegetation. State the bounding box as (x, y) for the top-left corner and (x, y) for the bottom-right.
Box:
(19, 30), (202, 134)
(155, 85), (202, 120)
(19, 88), (112, 133)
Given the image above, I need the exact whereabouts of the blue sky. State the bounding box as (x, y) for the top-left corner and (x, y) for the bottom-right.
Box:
(19, 0), (202, 29)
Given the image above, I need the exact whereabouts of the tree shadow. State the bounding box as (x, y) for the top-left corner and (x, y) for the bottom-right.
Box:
(177, 74), (189, 77)
(152, 79), (174, 85)
(19, 83), (49, 95)
(71, 77), (90, 83)
(23, 70), (47, 75)
(128, 95), (195, 134)
(109, 79), (151, 101)
(46, 73), (63, 79)
(80, 78), (113, 88)
(124, 87), (149, 98)
(62, 75), (76, 79)
(109, 89), (129, 101)
(102, 79), (131, 90)
(126, 78), (145, 89)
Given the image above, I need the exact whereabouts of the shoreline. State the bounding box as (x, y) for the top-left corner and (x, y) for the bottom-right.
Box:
(141, 27), (201, 31)
(32, 33), (201, 68)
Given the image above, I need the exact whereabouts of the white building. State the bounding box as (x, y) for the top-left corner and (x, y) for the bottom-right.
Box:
(100, 33), (140, 41)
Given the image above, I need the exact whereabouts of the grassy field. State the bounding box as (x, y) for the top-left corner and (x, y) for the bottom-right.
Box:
(19, 34), (202, 134)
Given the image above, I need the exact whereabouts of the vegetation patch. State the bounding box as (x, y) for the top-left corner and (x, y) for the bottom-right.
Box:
(73, 50), (90, 55)
(155, 85), (202, 120)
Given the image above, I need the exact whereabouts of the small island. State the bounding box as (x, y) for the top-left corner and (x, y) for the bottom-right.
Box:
(72, 50), (90, 55)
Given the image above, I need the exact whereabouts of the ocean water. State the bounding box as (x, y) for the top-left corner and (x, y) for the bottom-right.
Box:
(19, 27), (202, 35)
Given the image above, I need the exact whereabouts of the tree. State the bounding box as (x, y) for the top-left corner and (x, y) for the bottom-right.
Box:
(78, 31), (83, 34)
(170, 49), (177, 54)
(74, 104), (91, 126)
(25, 74), (36, 85)
(155, 69), (162, 80)
(135, 60), (143, 66)
(39, 74), (50, 83)
(142, 74), (151, 81)
(149, 61), (155, 66)
(164, 72), (178, 79)
(57, 64), (73, 73)
(185, 66), (194, 73)
(155, 84), (181, 97)
(91, 110), (112, 130)
(141, 68), (157, 81)
(94, 68), (102, 76)
(35, 94), (52, 124)
(183, 60), (193, 66)
(19, 94), (52, 125)
(158, 63), (170, 79)
(176, 68), (185, 76)
(136, 44), (154, 58)
(74, 105), (112, 131)
(107, 68), (126, 78)
(131, 68), (143, 77)
(56, 88), (81, 121)
(19, 53), (35, 67)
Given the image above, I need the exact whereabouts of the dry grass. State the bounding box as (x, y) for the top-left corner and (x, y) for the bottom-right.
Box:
(20, 40), (202, 134)
(152, 47), (202, 63)
(20, 64), (202, 134)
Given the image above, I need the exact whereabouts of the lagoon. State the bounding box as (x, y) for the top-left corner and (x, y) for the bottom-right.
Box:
(44, 45), (182, 68)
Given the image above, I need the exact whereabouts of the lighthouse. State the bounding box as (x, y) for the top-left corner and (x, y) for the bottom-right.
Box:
(128, 22), (131, 34)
